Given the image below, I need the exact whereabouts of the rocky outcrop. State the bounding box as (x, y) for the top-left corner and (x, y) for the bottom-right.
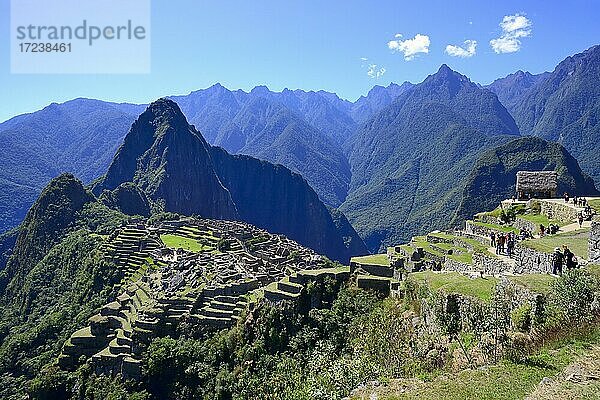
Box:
(99, 182), (151, 216)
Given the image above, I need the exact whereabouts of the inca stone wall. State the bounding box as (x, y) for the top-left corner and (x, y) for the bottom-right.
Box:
(464, 221), (497, 237)
(513, 243), (553, 274)
(473, 252), (512, 275)
(513, 217), (537, 234)
(539, 200), (579, 222)
(590, 219), (600, 264)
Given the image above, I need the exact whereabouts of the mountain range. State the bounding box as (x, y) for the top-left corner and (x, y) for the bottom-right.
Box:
(1, 45), (600, 252)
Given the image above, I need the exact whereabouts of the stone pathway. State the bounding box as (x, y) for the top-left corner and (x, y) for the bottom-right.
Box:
(486, 245), (516, 268)
(559, 219), (592, 233)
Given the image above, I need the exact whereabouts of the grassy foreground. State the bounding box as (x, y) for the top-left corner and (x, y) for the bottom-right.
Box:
(354, 325), (600, 400)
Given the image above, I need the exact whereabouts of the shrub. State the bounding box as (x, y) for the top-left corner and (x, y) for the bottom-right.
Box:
(511, 304), (532, 332)
(550, 269), (599, 322)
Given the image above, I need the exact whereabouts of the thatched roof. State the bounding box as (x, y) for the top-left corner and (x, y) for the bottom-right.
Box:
(516, 171), (558, 191)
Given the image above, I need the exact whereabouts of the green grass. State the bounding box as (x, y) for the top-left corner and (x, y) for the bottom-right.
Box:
(508, 274), (556, 295)
(472, 221), (520, 234)
(300, 266), (350, 275)
(521, 228), (590, 258)
(351, 254), (390, 266)
(447, 252), (473, 264)
(160, 234), (208, 252)
(377, 325), (600, 400)
(586, 264), (600, 279)
(589, 199), (600, 213)
(409, 271), (498, 303)
(428, 232), (492, 255)
(517, 213), (567, 227)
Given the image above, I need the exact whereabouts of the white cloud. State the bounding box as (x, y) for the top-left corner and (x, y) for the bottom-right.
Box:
(360, 57), (368, 61)
(490, 13), (532, 54)
(388, 33), (430, 60)
(367, 64), (386, 79)
(445, 40), (477, 58)
(500, 14), (531, 33)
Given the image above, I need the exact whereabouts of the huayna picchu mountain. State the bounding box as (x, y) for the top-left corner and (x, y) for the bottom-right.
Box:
(93, 98), (366, 262)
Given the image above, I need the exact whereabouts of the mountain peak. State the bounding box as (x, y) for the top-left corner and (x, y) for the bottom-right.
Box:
(437, 63), (453, 73)
(250, 85), (271, 96)
(141, 98), (188, 130)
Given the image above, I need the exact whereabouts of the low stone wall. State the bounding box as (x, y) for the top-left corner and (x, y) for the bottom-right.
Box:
(464, 221), (510, 238)
(443, 258), (472, 273)
(477, 215), (502, 225)
(473, 252), (512, 275)
(590, 219), (600, 264)
(513, 217), (537, 234)
(452, 230), (490, 246)
(513, 243), (553, 274)
(539, 199), (579, 222)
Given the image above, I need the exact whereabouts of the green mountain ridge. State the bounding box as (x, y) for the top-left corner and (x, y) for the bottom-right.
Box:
(454, 136), (599, 222)
(342, 65), (519, 251)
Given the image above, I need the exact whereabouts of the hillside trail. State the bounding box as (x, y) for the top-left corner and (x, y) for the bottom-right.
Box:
(525, 345), (600, 400)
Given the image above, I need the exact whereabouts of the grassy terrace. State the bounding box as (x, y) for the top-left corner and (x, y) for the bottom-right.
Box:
(409, 271), (498, 303)
(160, 234), (210, 253)
(507, 274), (555, 295)
(589, 199), (600, 213)
(517, 213), (567, 227)
(471, 221), (520, 234)
(521, 228), (590, 258)
(300, 266), (350, 275)
(427, 232), (492, 255)
(351, 254), (389, 266)
(374, 326), (600, 400)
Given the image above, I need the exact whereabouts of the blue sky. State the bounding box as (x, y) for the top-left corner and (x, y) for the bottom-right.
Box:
(1, 0), (599, 122)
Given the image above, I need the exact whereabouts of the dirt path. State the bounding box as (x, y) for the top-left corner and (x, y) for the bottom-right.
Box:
(525, 345), (600, 400)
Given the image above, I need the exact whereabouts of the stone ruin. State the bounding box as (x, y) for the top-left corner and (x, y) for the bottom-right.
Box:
(516, 171), (558, 200)
(58, 217), (341, 379)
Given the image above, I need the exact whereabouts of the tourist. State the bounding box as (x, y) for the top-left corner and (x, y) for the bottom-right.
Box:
(490, 232), (496, 247)
(539, 224), (545, 237)
(552, 247), (564, 276)
(582, 197), (587, 207)
(496, 234), (504, 255)
(573, 195), (578, 205)
(564, 245), (577, 270)
(564, 192), (570, 203)
(578, 213), (584, 228)
(507, 235), (515, 258)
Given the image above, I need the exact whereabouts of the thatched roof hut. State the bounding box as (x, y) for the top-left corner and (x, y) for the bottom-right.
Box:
(516, 171), (558, 199)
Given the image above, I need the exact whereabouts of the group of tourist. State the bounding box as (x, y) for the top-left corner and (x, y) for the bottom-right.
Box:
(539, 223), (560, 236)
(490, 232), (516, 257)
(552, 244), (578, 275)
(572, 195), (588, 207)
